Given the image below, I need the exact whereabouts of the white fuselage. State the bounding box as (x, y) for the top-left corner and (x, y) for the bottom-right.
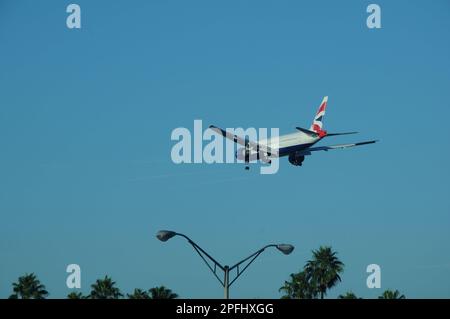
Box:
(237, 131), (321, 160)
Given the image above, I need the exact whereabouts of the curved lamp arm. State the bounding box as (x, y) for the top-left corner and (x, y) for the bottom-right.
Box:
(227, 244), (294, 287)
(157, 231), (226, 286)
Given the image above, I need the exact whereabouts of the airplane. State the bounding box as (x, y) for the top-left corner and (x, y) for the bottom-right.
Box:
(209, 96), (378, 169)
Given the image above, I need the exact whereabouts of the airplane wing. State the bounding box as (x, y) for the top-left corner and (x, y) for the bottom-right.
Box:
(208, 125), (276, 155)
(299, 140), (378, 156)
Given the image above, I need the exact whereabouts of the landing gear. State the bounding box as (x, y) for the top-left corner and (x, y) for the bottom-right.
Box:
(244, 139), (250, 171)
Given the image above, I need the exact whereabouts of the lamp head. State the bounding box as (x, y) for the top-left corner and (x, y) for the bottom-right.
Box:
(276, 244), (295, 255)
(156, 230), (177, 242)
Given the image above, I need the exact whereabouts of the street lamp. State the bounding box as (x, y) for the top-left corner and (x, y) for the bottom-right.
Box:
(156, 230), (294, 299)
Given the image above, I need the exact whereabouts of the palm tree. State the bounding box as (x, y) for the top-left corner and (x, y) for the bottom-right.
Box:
(378, 289), (405, 299)
(279, 271), (318, 299)
(149, 286), (178, 299)
(67, 292), (85, 299)
(338, 291), (359, 299)
(9, 273), (48, 299)
(304, 246), (344, 299)
(89, 276), (123, 299)
(127, 288), (150, 299)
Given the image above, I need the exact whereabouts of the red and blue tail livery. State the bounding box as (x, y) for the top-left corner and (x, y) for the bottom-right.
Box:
(310, 96), (328, 137)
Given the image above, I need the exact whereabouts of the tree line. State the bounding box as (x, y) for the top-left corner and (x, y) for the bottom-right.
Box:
(5, 246), (405, 299)
(8, 274), (177, 299)
(279, 246), (405, 299)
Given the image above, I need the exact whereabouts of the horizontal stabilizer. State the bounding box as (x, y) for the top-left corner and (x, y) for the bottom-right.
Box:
(326, 132), (358, 136)
(295, 127), (318, 137)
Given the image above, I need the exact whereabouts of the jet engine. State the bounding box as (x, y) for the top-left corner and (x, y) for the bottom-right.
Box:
(288, 152), (305, 166)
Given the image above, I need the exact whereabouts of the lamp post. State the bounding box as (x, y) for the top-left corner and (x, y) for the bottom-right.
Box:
(156, 230), (294, 299)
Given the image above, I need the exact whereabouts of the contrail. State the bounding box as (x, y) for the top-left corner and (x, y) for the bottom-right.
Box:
(128, 171), (200, 182)
(195, 176), (254, 185)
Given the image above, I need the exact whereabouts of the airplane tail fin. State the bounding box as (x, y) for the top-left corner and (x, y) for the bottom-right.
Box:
(309, 96), (328, 134)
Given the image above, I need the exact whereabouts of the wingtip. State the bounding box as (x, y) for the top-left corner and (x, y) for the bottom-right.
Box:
(354, 140), (379, 146)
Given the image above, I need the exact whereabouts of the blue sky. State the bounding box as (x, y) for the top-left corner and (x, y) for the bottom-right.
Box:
(0, 0), (449, 298)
